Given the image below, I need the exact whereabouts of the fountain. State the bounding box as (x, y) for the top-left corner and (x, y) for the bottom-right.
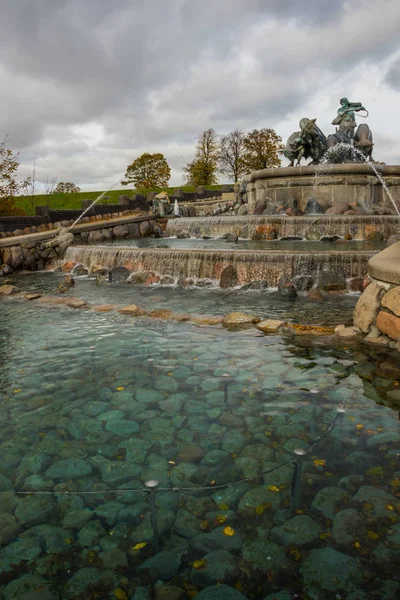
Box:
(1, 97), (400, 600)
(59, 98), (400, 293)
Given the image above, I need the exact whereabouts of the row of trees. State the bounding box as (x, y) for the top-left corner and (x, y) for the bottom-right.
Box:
(184, 128), (283, 186)
(122, 128), (283, 189)
(1, 127), (283, 216)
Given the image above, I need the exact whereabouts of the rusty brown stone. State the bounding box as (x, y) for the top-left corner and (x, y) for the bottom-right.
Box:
(364, 224), (384, 241)
(0, 285), (18, 295)
(62, 261), (76, 273)
(118, 304), (143, 315)
(307, 289), (323, 302)
(93, 304), (118, 312)
(381, 286), (400, 317)
(147, 309), (174, 319)
(254, 225), (277, 240)
(67, 299), (88, 309)
(376, 311), (400, 340)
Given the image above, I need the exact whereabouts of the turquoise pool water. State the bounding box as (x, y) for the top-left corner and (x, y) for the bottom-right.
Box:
(6, 271), (359, 326)
(0, 277), (399, 600)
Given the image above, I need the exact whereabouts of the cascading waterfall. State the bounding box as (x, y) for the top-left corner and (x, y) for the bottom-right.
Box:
(64, 245), (373, 287)
(165, 215), (399, 240)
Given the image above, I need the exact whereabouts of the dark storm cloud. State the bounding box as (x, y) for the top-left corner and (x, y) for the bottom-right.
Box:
(1, 0), (400, 186)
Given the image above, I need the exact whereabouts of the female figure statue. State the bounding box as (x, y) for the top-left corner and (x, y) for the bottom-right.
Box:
(332, 98), (367, 141)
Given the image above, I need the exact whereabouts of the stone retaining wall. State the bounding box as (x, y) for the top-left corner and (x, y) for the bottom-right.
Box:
(345, 241), (400, 352)
(0, 216), (163, 275)
(0, 207), (146, 237)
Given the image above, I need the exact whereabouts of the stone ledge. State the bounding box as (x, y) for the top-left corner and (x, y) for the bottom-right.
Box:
(368, 241), (400, 285)
(250, 164), (400, 181)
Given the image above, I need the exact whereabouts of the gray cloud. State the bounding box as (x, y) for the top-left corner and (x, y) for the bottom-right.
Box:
(1, 0), (400, 188)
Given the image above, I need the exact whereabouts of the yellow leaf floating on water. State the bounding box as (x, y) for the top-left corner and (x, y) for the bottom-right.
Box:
(117, 386), (125, 391)
(215, 514), (227, 524)
(132, 542), (147, 550)
(114, 589), (128, 600)
(218, 503), (229, 510)
(355, 424), (364, 429)
(367, 531), (380, 541)
(13, 389), (22, 394)
(314, 459), (326, 467)
(64, 538), (72, 545)
(192, 558), (208, 569)
(223, 526), (235, 536)
(353, 541), (361, 549)
(267, 486), (280, 493)
(386, 505), (394, 511)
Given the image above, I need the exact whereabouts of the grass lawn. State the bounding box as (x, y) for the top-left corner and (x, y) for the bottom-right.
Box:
(16, 185), (225, 215)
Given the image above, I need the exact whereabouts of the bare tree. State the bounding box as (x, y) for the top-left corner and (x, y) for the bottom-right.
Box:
(41, 175), (58, 195)
(219, 129), (247, 182)
(25, 160), (40, 214)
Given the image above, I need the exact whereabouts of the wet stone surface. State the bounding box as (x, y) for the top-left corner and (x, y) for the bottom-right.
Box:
(0, 273), (399, 599)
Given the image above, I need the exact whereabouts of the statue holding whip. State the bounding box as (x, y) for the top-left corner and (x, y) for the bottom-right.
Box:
(332, 97), (369, 141)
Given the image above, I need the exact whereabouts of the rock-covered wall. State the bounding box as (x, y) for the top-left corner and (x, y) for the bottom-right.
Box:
(0, 218), (163, 275)
(348, 280), (400, 352)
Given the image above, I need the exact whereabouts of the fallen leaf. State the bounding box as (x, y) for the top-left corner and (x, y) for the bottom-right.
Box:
(353, 541), (361, 549)
(267, 485), (280, 493)
(367, 531), (380, 541)
(192, 559), (208, 569)
(117, 386), (125, 391)
(13, 389), (22, 394)
(218, 503), (229, 510)
(223, 526), (235, 536)
(132, 542), (147, 550)
(355, 424), (364, 429)
(313, 459), (326, 467)
(114, 589), (128, 600)
(215, 514), (227, 524)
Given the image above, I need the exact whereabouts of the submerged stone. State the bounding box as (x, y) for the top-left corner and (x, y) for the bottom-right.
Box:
(192, 527), (242, 553)
(138, 550), (181, 581)
(190, 549), (237, 587)
(301, 547), (362, 599)
(3, 574), (60, 600)
(194, 584), (248, 600)
(352, 486), (398, 517)
(222, 312), (260, 325)
(242, 538), (288, 571)
(63, 567), (114, 599)
(332, 508), (363, 544)
(15, 495), (55, 527)
(46, 459), (92, 480)
(311, 486), (350, 519)
(271, 515), (321, 546)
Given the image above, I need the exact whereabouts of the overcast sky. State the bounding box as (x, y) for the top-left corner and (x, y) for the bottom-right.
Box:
(2, 0), (400, 192)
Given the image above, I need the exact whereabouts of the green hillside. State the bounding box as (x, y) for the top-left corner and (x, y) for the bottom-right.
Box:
(16, 185), (225, 215)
